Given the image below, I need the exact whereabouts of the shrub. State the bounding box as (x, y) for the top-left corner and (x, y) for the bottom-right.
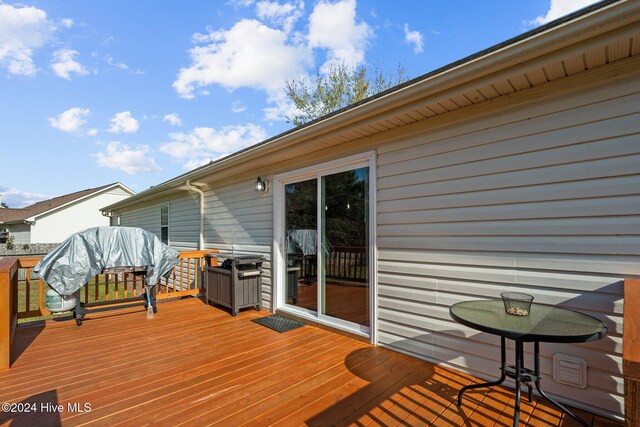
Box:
(5, 236), (15, 250)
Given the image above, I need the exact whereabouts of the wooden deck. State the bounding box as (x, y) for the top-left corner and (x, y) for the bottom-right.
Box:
(0, 298), (621, 427)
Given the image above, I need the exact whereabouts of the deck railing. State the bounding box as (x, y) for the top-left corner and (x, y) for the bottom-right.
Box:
(0, 257), (19, 370)
(297, 246), (368, 282)
(624, 278), (639, 426)
(0, 250), (218, 369)
(16, 256), (51, 319)
(157, 250), (218, 299)
(325, 246), (367, 281)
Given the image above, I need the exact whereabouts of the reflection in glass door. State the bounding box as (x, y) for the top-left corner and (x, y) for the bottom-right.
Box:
(321, 167), (369, 326)
(282, 165), (370, 330)
(284, 178), (317, 312)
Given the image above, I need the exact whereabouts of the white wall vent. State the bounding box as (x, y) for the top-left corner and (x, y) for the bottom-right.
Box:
(553, 353), (587, 388)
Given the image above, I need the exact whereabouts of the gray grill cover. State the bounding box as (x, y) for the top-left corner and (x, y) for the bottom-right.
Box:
(35, 226), (180, 296)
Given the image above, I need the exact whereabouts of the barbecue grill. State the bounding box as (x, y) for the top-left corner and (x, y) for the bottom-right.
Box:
(35, 226), (179, 325)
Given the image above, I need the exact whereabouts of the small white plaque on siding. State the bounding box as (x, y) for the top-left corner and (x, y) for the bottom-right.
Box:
(553, 353), (587, 388)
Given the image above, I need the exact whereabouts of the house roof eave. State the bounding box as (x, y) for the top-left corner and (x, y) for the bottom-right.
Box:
(34, 182), (134, 221)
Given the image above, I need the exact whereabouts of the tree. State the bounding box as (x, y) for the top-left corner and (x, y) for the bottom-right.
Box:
(285, 168), (369, 248)
(284, 63), (409, 126)
(0, 202), (7, 209)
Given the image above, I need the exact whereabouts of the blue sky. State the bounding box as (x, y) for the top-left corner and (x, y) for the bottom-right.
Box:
(0, 0), (599, 208)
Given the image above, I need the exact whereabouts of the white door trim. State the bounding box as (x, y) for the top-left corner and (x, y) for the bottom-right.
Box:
(272, 151), (377, 342)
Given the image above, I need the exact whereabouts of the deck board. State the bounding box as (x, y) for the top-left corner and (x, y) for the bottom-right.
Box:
(0, 298), (622, 426)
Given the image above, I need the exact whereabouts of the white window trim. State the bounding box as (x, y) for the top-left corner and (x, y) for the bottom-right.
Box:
(272, 151), (377, 343)
(161, 203), (170, 245)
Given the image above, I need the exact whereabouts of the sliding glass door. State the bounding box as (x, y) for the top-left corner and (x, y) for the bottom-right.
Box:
(278, 155), (373, 334)
(320, 168), (370, 326)
(284, 178), (318, 312)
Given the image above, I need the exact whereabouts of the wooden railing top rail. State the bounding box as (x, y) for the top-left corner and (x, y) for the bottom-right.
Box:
(11, 252), (219, 264)
(16, 256), (42, 268)
(5, 251), (218, 269)
(178, 249), (218, 259)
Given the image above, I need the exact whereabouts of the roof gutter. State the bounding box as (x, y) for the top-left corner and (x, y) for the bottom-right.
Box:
(185, 180), (206, 250)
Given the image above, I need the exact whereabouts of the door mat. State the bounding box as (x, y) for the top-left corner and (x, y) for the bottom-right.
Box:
(251, 314), (305, 333)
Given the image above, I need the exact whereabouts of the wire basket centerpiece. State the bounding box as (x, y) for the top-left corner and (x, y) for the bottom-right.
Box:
(500, 292), (534, 316)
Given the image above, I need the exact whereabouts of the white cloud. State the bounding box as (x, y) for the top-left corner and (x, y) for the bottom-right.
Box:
(159, 123), (267, 170)
(163, 113), (182, 126)
(102, 34), (115, 45)
(0, 3), (55, 75)
(307, 0), (372, 69)
(105, 54), (128, 70)
(51, 48), (88, 79)
(94, 141), (161, 174)
(529, 0), (600, 26)
(256, 0), (304, 33)
(61, 18), (73, 28)
(173, 19), (312, 99)
(87, 128), (98, 136)
(104, 54), (144, 74)
(48, 107), (91, 132)
(403, 23), (423, 54)
(229, 0), (255, 7)
(231, 100), (247, 113)
(262, 90), (298, 121)
(108, 111), (139, 134)
(173, 0), (377, 122)
(0, 186), (49, 208)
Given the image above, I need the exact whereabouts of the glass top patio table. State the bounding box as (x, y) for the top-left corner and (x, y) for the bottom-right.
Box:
(449, 300), (607, 343)
(450, 299), (607, 427)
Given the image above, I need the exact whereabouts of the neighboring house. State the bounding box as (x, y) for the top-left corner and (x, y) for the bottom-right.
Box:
(101, 1), (640, 420)
(0, 183), (134, 245)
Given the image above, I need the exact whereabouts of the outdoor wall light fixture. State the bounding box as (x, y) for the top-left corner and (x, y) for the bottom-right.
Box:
(255, 176), (267, 192)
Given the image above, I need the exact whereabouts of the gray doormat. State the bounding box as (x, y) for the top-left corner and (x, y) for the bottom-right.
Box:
(251, 314), (305, 333)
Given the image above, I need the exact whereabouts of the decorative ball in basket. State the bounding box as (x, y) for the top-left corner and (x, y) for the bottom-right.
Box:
(501, 292), (534, 316)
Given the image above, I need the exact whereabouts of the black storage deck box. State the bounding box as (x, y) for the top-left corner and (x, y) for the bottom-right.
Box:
(206, 255), (263, 316)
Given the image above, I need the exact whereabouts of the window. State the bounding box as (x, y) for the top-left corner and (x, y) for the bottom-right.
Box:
(161, 203), (169, 244)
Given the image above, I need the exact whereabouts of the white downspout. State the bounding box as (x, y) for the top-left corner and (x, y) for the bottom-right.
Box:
(185, 180), (205, 250)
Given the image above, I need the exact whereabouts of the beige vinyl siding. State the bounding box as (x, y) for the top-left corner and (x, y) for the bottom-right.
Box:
(119, 203), (161, 237)
(203, 180), (273, 310)
(373, 64), (640, 417)
(117, 195), (199, 251)
(167, 194), (200, 250)
(114, 185), (274, 307)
